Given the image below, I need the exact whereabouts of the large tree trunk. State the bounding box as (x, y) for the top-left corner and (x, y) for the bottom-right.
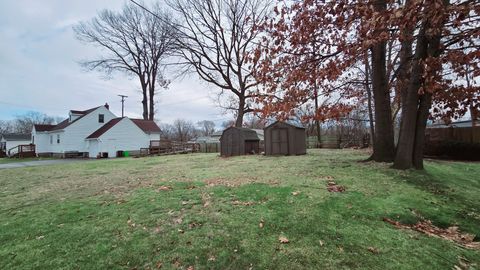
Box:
(235, 96), (245, 127)
(140, 78), (149, 120)
(393, 25), (428, 169)
(412, 93), (432, 169)
(370, 0), (395, 162)
(149, 84), (155, 121)
(412, 10), (445, 169)
(394, 0), (448, 169)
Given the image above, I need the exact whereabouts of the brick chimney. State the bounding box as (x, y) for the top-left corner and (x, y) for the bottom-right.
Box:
(104, 103), (109, 110)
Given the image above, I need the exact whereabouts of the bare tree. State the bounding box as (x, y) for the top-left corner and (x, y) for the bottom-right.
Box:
(13, 112), (58, 134)
(74, 2), (177, 120)
(169, 0), (270, 127)
(197, 120), (216, 136)
(158, 122), (175, 140)
(0, 120), (14, 135)
(173, 119), (196, 141)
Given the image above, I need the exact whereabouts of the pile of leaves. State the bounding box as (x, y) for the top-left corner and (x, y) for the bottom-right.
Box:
(383, 218), (480, 250)
(327, 181), (346, 193)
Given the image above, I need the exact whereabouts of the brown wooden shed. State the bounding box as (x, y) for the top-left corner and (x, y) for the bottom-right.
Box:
(264, 121), (306, 156)
(220, 127), (260, 157)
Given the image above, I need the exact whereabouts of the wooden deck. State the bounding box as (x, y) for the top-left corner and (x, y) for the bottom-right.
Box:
(8, 144), (36, 158)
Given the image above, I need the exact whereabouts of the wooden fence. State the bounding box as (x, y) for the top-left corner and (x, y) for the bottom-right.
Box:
(307, 135), (370, 149)
(196, 142), (220, 153)
(426, 126), (480, 143)
(142, 140), (200, 156)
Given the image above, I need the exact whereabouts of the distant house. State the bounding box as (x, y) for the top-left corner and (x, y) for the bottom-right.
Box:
(0, 133), (32, 156)
(32, 104), (161, 158)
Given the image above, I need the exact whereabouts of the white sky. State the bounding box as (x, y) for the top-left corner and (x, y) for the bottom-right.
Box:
(0, 0), (231, 126)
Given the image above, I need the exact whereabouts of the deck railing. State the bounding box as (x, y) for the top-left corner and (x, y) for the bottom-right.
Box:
(8, 144), (36, 158)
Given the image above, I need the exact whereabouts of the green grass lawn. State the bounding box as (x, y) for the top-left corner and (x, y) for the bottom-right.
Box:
(0, 149), (479, 269)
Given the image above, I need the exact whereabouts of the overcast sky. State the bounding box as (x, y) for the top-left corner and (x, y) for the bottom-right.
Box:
(0, 0), (230, 126)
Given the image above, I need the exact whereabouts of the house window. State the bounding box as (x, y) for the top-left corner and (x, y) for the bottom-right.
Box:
(50, 135), (53, 144)
(57, 134), (60, 144)
(99, 114), (105, 123)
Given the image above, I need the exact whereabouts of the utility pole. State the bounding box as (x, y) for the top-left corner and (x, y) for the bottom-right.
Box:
(118, 95), (128, 117)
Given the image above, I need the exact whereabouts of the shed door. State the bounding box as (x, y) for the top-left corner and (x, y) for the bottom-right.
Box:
(245, 140), (259, 154)
(272, 128), (288, 155)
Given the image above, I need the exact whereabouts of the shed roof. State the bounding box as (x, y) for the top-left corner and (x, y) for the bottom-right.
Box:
(222, 127), (260, 141)
(265, 120), (305, 129)
(1, 133), (31, 141)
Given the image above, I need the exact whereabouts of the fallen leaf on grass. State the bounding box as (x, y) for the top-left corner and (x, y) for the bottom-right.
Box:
(186, 266), (194, 270)
(383, 218), (480, 250)
(319, 240), (324, 246)
(259, 219), (265, 228)
(367, 247), (380, 254)
(155, 261), (163, 269)
(327, 181), (346, 193)
(127, 218), (136, 228)
(291, 191), (301, 196)
(208, 255), (216, 262)
(188, 222), (202, 229)
(36, 235), (45, 240)
(279, 236), (289, 243)
(232, 200), (255, 206)
(156, 186), (172, 192)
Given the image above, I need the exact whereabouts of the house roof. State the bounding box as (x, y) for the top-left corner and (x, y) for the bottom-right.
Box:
(51, 106), (101, 131)
(131, 119), (161, 133)
(34, 124), (56, 132)
(86, 118), (123, 139)
(1, 133), (31, 141)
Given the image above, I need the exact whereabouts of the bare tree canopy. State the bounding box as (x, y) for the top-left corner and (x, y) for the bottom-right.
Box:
(197, 120), (216, 136)
(0, 112), (61, 134)
(74, 2), (177, 120)
(168, 0), (270, 127)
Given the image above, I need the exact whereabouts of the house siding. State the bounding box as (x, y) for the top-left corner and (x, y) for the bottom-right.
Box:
(88, 118), (155, 158)
(35, 106), (116, 155)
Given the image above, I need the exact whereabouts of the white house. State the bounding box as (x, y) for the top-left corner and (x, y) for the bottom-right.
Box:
(32, 104), (161, 158)
(0, 133), (32, 156)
